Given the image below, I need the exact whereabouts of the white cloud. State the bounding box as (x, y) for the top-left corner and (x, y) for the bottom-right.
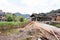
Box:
(0, 0), (60, 14)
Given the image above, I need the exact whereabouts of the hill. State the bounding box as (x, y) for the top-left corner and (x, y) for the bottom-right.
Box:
(14, 12), (30, 18)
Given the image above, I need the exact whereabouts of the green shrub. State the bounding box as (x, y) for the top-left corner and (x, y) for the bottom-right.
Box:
(19, 16), (24, 22)
(6, 16), (13, 22)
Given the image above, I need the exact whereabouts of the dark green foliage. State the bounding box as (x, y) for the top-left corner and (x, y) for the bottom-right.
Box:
(5, 13), (26, 22)
(5, 13), (13, 22)
(19, 16), (24, 22)
(5, 13), (17, 22)
(6, 16), (13, 22)
(19, 17), (24, 22)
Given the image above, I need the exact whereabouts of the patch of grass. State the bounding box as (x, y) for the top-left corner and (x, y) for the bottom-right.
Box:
(0, 22), (20, 31)
(0, 20), (30, 35)
(51, 23), (60, 28)
(0, 20), (29, 30)
(2, 29), (20, 35)
(0, 22), (19, 26)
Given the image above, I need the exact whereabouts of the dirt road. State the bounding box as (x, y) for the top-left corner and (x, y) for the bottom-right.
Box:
(34, 21), (60, 40)
(23, 21), (60, 40)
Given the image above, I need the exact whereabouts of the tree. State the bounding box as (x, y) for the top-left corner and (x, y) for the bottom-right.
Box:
(5, 13), (17, 22)
(6, 16), (13, 22)
(12, 14), (16, 22)
(19, 16), (24, 22)
(5, 13), (13, 21)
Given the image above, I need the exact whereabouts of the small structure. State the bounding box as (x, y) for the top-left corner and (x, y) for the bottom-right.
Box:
(48, 12), (60, 22)
(50, 14), (57, 21)
(30, 13), (51, 21)
(56, 13), (60, 22)
(0, 10), (5, 21)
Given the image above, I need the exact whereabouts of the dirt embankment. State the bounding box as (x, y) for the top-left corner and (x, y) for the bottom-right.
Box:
(0, 21), (60, 40)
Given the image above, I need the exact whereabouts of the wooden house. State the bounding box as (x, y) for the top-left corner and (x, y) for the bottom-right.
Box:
(56, 13), (60, 22)
(0, 10), (5, 21)
(30, 13), (51, 21)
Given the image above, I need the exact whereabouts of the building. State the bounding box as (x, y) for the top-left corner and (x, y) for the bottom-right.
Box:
(48, 12), (60, 22)
(30, 13), (51, 21)
(49, 14), (57, 21)
(0, 10), (5, 21)
(56, 13), (60, 22)
(30, 12), (60, 22)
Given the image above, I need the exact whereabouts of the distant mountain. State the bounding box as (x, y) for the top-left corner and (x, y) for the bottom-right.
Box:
(14, 12), (30, 18)
(14, 12), (22, 16)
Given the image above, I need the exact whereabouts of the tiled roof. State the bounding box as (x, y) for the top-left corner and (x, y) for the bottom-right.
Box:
(30, 13), (51, 18)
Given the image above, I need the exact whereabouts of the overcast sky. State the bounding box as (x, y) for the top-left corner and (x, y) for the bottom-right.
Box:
(0, 0), (60, 14)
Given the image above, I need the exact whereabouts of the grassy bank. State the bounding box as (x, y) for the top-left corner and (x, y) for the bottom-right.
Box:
(51, 23), (60, 28)
(0, 20), (30, 35)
